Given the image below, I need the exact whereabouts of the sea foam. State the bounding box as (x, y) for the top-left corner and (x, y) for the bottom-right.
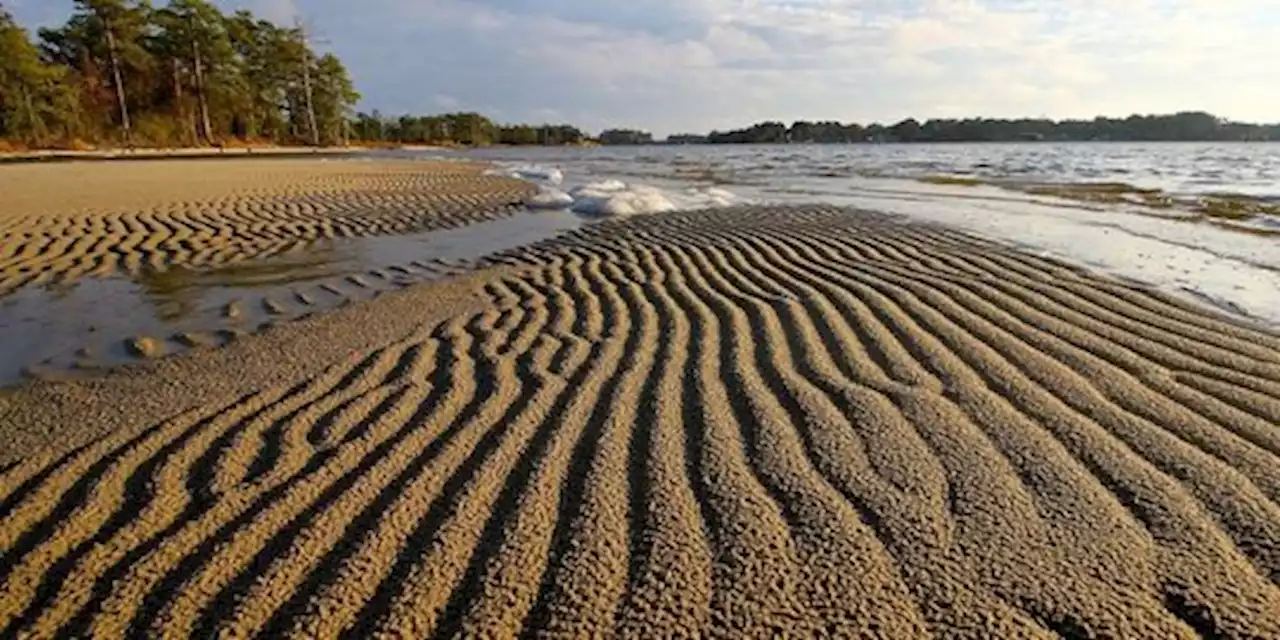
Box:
(496, 164), (740, 217)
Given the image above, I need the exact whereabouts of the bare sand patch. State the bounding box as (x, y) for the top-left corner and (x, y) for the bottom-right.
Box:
(2, 205), (1279, 637)
(0, 158), (535, 295)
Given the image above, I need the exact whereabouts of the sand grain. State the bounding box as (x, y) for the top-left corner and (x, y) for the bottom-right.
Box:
(2, 204), (1279, 637)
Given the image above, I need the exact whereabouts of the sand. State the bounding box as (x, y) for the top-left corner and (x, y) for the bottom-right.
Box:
(2, 173), (1280, 637)
(0, 158), (534, 295)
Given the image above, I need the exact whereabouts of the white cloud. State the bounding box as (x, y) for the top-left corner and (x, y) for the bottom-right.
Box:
(12, 0), (1280, 134)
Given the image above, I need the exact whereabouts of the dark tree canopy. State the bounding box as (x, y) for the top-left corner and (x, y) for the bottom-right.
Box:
(694, 112), (1280, 144)
(349, 111), (588, 147)
(599, 129), (654, 145)
(0, 0), (358, 147)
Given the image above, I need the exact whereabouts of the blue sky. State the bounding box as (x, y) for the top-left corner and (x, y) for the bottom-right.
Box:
(8, 0), (1279, 136)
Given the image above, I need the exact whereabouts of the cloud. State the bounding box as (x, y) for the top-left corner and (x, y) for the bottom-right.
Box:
(238, 0), (300, 24)
(9, 0), (1280, 135)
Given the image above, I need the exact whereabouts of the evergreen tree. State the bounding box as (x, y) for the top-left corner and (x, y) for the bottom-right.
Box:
(41, 0), (155, 143)
(4, 2), (357, 147)
(0, 7), (78, 144)
(152, 0), (235, 144)
(311, 53), (359, 145)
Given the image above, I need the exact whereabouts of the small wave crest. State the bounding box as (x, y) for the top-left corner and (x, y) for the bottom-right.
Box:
(562, 180), (739, 217)
(488, 164), (565, 186)
(496, 163), (742, 217)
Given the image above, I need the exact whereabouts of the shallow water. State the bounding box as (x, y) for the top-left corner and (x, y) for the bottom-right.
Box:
(463, 142), (1280, 199)
(427, 143), (1280, 326)
(0, 209), (582, 386)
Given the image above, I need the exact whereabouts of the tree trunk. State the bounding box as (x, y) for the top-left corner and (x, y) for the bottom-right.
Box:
(104, 20), (132, 146)
(20, 85), (44, 147)
(297, 24), (320, 147)
(190, 22), (213, 145)
(172, 58), (196, 147)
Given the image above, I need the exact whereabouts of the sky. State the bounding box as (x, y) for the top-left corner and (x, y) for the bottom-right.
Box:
(7, 0), (1280, 136)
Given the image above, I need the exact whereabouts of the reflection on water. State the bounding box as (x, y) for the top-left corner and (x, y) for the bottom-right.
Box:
(0, 209), (583, 386)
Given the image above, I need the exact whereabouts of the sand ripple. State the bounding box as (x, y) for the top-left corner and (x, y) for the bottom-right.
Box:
(0, 159), (534, 294)
(2, 206), (1279, 637)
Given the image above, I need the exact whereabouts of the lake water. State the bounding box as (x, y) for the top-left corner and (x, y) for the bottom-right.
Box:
(4, 142), (1278, 386)
(450, 142), (1280, 326)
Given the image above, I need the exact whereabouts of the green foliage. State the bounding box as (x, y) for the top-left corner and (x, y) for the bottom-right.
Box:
(1, 1), (358, 147)
(0, 7), (79, 144)
(350, 111), (588, 147)
(599, 129), (653, 145)
(312, 53), (359, 144)
(707, 121), (788, 144)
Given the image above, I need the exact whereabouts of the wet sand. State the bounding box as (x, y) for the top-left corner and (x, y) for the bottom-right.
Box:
(2, 179), (1280, 635)
(0, 209), (582, 386)
(0, 158), (534, 295)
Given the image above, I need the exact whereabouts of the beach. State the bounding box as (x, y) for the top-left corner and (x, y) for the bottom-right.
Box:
(0, 158), (533, 296)
(2, 159), (1279, 637)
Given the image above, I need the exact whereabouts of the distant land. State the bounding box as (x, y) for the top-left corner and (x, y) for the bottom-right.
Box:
(3, 4), (1277, 150)
(351, 111), (1280, 147)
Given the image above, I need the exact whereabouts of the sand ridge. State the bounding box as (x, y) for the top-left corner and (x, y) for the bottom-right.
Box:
(2, 205), (1280, 637)
(0, 159), (535, 295)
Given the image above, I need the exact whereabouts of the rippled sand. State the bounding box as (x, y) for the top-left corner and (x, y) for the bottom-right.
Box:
(2, 201), (1280, 637)
(0, 159), (534, 295)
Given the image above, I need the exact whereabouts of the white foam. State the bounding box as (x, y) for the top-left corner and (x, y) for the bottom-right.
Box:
(782, 178), (1280, 326)
(489, 164), (564, 186)
(567, 181), (739, 217)
(495, 162), (742, 218)
(526, 189), (575, 210)
(471, 150), (1278, 326)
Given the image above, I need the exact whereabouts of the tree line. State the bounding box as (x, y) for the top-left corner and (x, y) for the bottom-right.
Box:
(350, 112), (590, 147)
(0, 0), (358, 148)
(678, 112), (1280, 144)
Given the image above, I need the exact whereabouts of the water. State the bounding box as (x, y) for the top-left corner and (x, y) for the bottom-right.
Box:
(5, 143), (1278, 384)
(445, 143), (1280, 326)
(467, 142), (1280, 198)
(0, 210), (583, 386)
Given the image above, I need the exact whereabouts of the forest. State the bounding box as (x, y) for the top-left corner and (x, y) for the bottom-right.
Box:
(349, 112), (590, 147)
(0, 0), (357, 148)
(684, 112), (1280, 144)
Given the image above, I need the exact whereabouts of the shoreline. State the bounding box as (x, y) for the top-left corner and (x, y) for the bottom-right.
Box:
(0, 145), (369, 164)
(1, 160), (1279, 635)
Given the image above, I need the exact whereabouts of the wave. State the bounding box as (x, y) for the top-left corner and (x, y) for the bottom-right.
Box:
(495, 163), (743, 218)
(561, 181), (739, 217)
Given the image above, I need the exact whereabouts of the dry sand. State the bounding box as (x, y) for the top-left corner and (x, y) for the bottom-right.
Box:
(0, 158), (534, 295)
(2, 174), (1280, 637)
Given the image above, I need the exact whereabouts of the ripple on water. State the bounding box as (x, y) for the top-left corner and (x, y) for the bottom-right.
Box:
(0, 209), (583, 387)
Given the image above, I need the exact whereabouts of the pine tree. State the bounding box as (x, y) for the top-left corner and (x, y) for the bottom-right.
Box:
(0, 6), (78, 144)
(153, 0), (235, 144)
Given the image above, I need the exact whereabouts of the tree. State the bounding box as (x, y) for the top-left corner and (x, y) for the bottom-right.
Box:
(0, 7), (78, 144)
(889, 118), (921, 142)
(152, 0), (235, 143)
(82, 0), (149, 143)
(291, 20), (320, 146)
(5, 1), (366, 147)
(40, 0), (154, 144)
(224, 11), (292, 140)
(599, 129), (654, 145)
(311, 53), (358, 145)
